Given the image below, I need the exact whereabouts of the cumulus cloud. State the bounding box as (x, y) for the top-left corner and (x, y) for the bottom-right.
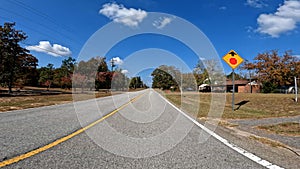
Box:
(121, 69), (129, 74)
(26, 41), (71, 57)
(246, 0), (268, 8)
(99, 3), (147, 27)
(153, 17), (173, 29)
(256, 0), (300, 37)
(111, 57), (123, 65)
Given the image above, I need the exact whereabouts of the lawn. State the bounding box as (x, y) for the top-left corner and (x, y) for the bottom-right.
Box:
(165, 92), (300, 119)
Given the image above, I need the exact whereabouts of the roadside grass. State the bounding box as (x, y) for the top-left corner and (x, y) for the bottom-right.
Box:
(0, 92), (121, 112)
(256, 122), (300, 136)
(0, 94), (73, 112)
(165, 92), (300, 119)
(249, 135), (286, 148)
(0, 86), (145, 112)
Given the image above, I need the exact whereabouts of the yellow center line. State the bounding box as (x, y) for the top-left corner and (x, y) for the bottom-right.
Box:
(0, 92), (146, 168)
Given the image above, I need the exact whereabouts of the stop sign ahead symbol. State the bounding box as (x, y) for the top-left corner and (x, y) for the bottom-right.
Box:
(229, 58), (237, 65)
(222, 50), (244, 69)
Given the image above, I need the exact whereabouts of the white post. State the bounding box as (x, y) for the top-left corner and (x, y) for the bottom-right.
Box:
(295, 77), (298, 103)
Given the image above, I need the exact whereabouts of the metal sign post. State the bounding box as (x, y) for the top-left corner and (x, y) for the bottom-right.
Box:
(222, 50), (244, 111)
(232, 69), (235, 111)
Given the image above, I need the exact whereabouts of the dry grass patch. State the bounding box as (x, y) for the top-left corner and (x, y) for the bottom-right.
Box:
(0, 94), (73, 112)
(249, 135), (286, 148)
(257, 122), (300, 136)
(164, 92), (300, 119)
(0, 92), (116, 112)
(0, 87), (145, 112)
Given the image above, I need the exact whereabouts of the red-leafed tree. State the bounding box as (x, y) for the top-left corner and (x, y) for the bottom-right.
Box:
(242, 50), (300, 93)
(72, 73), (87, 92)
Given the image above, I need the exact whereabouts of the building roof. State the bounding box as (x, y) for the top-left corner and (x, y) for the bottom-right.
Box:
(226, 79), (248, 85)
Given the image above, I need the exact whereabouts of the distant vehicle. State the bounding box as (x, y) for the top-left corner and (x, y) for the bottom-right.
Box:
(199, 84), (211, 92)
(274, 86), (299, 94)
(287, 86), (299, 94)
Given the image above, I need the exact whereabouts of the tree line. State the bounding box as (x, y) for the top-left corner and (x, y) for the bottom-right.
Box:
(2, 22), (299, 93)
(0, 22), (147, 93)
(151, 51), (300, 93)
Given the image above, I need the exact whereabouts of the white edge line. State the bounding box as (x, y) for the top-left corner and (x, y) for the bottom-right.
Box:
(154, 90), (284, 169)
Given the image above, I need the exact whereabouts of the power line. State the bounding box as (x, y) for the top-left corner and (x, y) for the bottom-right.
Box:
(7, 0), (73, 33)
(0, 7), (81, 46)
(0, 15), (68, 44)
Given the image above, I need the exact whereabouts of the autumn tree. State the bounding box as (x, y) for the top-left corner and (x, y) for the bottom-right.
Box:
(193, 59), (225, 86)
(0, 22), (38, 93)
(193, 60), (209, 86)
(74, 57), (130, 91)
(72, 73), (87, 92)
(95, 57), (111, 90)
(111, 70), (128, 91)
(53, 57), (76, 89)
(242, 50), (300, 93)
(75, 57), (101, 91)
(74, 56), (112, 91)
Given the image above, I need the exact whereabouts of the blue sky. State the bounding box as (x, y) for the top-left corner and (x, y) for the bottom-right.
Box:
(1, 0), (300, 84)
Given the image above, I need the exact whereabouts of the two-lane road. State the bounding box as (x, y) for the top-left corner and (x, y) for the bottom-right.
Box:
(0, 89), (281, 168)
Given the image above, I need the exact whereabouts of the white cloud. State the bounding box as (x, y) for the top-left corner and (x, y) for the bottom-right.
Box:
(256, 0), (300, 37)
(153, 17), (173, 29)
(219, 6), (227, 10)
(26, 41), (71, 57)
(257, 14), (296, 37)
(99, 3), (147, 27)
(275, 0), (300, 21)
(199, 57), (206, 61)
(111, 57), (123, 65)
(121, 69), (129, 74)
(246, 0), (268, 8)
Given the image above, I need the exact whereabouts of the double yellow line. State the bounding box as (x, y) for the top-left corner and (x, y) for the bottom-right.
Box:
(0, 93), (145, 167)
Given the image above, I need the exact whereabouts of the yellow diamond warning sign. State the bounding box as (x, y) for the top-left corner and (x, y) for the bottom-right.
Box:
(222, 50), (244, 69)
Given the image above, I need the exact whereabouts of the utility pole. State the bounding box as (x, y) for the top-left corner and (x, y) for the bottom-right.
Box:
(295, 77), (298, 103)
(249, 70), (252, 93)
(110, 58), (116, 72)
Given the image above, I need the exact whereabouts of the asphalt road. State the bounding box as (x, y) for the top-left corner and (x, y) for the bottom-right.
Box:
(0, 89), (278, 168)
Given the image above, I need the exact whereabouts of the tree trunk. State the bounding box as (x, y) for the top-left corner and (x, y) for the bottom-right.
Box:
(8, 81), (13, 94)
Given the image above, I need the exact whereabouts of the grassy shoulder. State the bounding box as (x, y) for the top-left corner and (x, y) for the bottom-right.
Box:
(0, 87), (144, 112)
(256, 122), (300, 136)
(0, 93), (113, 112)
(164, 91), (300, 119)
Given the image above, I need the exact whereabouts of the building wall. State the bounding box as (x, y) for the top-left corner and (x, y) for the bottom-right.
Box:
(240, 85), (261, 93)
